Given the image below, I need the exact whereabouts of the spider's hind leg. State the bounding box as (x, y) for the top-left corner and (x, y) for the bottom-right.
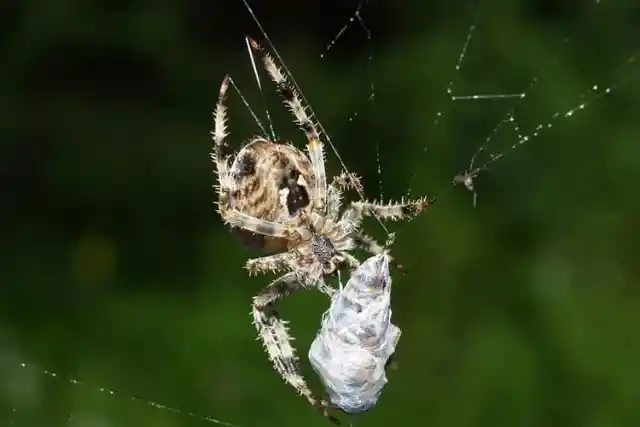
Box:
(252, 272), (341, 424)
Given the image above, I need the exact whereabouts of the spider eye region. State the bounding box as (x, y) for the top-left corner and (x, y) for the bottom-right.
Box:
(312, 235), (337, 264)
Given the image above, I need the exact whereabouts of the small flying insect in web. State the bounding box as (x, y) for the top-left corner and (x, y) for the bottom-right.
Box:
(453, 170), (477, 207)
(211, 36), (431, 422)
(309, 233), (401, 414)
(444, 14), (638, 208)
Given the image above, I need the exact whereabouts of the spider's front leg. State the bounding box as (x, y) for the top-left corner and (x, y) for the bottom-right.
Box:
(327, 172), (363, 222)
(316, 277), (338, 296)
(352, 232), (404, 271)
(341, 252), (361, 272)
(252, 272), (341, 424)
(220, 208), (300, 240)
(245, 252), (296, 276)
(350, 196), (434, 222)
(211, 75), (233, 206)
(352, 232), (385, 255)
(332, 172), (363, 194)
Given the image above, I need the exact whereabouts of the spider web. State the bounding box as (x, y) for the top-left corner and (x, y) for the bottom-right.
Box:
(444, 19), (638, 207)
(233, 0), (638, 232)
(2, 1), (638, 426)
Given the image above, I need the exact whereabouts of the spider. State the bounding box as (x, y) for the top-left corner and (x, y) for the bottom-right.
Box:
(211, 37), (431, 421)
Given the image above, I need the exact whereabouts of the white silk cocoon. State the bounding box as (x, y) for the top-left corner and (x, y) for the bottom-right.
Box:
(309, 252), (400, 413)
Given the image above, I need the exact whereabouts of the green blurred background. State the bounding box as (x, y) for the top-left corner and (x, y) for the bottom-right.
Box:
(1, 0), (639, 426)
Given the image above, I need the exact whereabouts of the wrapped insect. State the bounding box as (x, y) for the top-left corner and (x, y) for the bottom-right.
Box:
(309, 235), (401, 414)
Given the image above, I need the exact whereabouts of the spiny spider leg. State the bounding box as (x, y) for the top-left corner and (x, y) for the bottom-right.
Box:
(327, 172), (363, 222)
(252, 272), (341, 424)
(353, 232), (405, 271)
(333, 197), (432, 237)
(211, 75), (233, 201)
(248, 38), (328, 213)
(332, 172), (363, 193)
(218, 206), (297, 238)
(352, 232), (385, 255)
(245, 252), (297, 276)
(343, 252), (361, 271)
(351, 196), (433, 221)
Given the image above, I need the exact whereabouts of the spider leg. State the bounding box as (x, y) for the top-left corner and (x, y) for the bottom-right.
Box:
(331, 171), (363, 193)
(211, 75), (233, 204)
(218, 207), (298, 239)
(352, 232), (405, 272)
(317, 277), (337, 296)
(245, 252), (296, 276)
(327, 172), (363, 222)
(326, 186), (342, 224)
(342, 252), (361, 271)
(351, 196), (434, 222)
(333, 172), (363, 193)
(248, 38), (327, 213)
(352, 232), (385, 255)
(252, 272), (341, 424)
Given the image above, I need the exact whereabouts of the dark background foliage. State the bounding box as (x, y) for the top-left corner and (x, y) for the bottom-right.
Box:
(1, 1), (639, 426)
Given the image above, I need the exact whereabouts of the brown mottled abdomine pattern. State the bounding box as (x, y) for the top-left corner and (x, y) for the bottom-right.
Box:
(228, 138), (316, 253)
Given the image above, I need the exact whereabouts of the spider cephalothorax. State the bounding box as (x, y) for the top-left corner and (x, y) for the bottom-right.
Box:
(211, 37), (432, 422)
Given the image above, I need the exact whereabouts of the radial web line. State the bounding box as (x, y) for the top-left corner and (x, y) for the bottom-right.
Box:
(8, 360), (243, 427)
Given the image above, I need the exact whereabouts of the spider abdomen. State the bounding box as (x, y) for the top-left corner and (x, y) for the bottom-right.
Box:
(227, 138), (315, 253)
